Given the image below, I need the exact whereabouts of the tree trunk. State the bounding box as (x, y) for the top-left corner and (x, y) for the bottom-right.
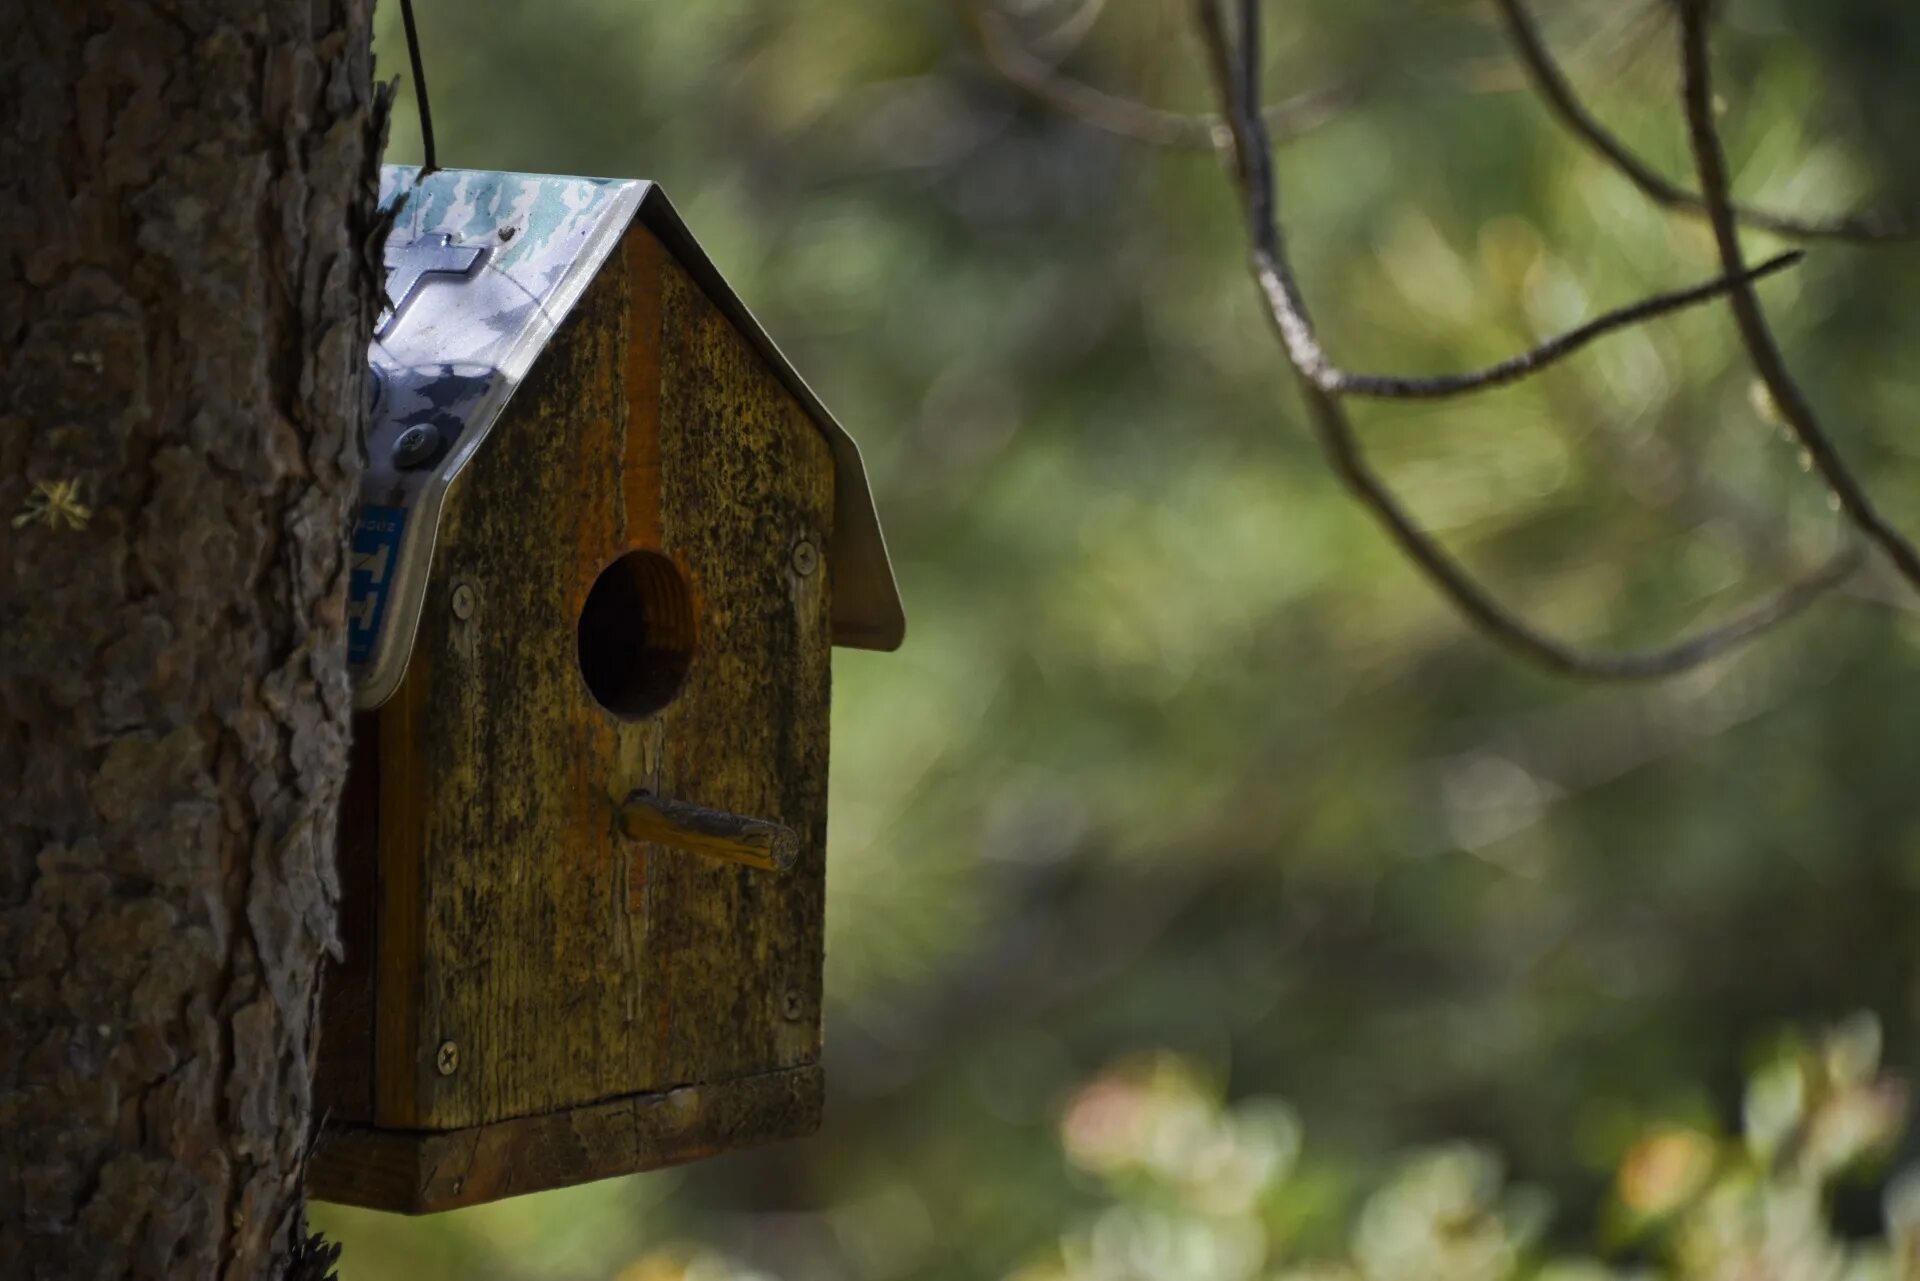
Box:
(1, 3), (381, 1276)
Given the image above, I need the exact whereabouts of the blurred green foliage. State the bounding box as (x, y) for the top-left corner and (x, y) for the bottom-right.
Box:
(1006, 1014), (1916, 1281)
(313, 1), (1920, 1276)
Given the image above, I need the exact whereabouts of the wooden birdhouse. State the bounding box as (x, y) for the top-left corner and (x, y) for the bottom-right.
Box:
(308, 167), (903, 1214)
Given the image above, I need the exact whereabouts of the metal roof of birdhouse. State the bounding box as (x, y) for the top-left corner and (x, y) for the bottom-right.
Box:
(350, 166), (904, 708)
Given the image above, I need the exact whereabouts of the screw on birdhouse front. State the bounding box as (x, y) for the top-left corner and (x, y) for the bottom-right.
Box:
(790, 538), (819, 577)
(392, 423), (440, 469)
(436, 1040), (460, 1076)
(450, 581), (476, 621)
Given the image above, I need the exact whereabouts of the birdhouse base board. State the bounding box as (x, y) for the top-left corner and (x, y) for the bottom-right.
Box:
(308, 1064), (822, 1214)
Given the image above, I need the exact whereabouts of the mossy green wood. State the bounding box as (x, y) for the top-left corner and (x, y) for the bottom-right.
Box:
(313, 222), (834, 1210)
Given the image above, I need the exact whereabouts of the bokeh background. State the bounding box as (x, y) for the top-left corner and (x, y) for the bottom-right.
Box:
(312, 1), (1920, 1276)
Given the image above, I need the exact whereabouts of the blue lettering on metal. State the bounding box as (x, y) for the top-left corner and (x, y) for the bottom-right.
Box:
(348, 504), (409, 666)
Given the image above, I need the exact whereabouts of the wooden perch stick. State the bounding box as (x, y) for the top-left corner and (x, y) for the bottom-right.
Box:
(618, 791), (799, 872)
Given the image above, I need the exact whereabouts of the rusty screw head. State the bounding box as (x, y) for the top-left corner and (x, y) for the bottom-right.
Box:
(790, 539), (819, 578)
(450, 582), (476, 621)
(435, 1040), (460, 1076)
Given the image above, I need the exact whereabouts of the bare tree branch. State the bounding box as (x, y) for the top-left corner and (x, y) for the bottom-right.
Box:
(1321, 250), (1801, 402)
(1674, 0), (1920, 593)
(965, 0), (1354, 150)
(1181, 3), (1805, 408)
(1494, 0), (1916, 244)
(1190, 0), (1859, 680)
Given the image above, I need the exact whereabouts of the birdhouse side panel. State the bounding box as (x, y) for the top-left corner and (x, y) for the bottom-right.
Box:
(642, 249), (835, 1090)
(372, 248), (654, 1131)
(313, 717), (383, 1123)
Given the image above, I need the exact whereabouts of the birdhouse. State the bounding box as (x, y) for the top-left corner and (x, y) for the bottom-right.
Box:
(308, 167), (903, 1214)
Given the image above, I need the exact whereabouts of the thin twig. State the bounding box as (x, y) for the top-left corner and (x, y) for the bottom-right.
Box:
(1493, 0), (1913, 244)
(1674, 0), (1920, 592)
(1299, 367), (1858, 679)
(1329, 251), (1801, 401)
(1567, 383), (1916, 617)
(1192, 0), (1858, 680)
(967, 0), (1355, 150)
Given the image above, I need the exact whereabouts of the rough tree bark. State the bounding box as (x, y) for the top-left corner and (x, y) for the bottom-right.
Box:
(1, 3), (381, 1277)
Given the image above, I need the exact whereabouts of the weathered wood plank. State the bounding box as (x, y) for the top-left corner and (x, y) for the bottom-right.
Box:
(644, 251), (834, 1087)
(378, 240), (646, 1129)
(314, 716), (382, 1122)
(374, 647), (433, 1125)
(310, 1065), (822, 1214)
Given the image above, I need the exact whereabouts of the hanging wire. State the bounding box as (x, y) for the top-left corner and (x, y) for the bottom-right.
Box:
(399, 0), (438, 174)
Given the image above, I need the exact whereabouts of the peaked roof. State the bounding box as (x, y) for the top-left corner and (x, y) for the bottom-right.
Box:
(355, 166), (904, 706)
